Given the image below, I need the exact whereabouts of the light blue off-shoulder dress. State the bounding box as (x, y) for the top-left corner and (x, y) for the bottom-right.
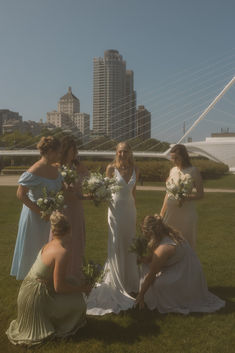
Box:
(10, 172), (62, 280)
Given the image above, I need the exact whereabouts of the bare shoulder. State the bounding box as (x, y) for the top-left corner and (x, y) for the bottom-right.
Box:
(154, 243), (176, 257)
(28, 160), (43, 174)
(54, 244), (69, 262)
(106, 163), (115, 177)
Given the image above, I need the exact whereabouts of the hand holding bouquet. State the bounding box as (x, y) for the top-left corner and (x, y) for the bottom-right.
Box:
(60, 165), (78, 186)
(36, 187), (65, 220)
(166, 172), (193, 207)
(82, 172), (121, 206)
(82, 260), (106, 289)
(129, 236), (150, 265)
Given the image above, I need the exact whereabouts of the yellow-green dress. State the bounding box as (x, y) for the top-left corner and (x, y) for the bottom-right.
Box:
(6, 250), (86, 346)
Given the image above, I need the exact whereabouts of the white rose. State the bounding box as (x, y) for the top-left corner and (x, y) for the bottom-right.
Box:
(37, 198), (43, 206)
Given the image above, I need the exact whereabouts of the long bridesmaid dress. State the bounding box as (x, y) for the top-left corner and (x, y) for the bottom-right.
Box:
(10, 172), (62, 280)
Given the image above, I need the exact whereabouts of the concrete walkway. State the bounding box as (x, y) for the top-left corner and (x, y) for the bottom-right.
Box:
(0, 175), (235, 193)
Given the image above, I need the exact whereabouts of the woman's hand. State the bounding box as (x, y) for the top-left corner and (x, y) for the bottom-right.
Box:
(135, 293), (145, 310)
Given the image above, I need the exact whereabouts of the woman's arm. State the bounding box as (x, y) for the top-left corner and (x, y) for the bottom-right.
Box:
(160, 193), (168, 218)
(132, 166), (139, 203)
(186, 167), (204, 201)
(106, 164), (114, 178)
(17, 185), (41, 215)
(136, 244), (175, 309)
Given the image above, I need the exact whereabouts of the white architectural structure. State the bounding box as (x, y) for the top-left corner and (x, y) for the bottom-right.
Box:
(184, 137), (235, 172)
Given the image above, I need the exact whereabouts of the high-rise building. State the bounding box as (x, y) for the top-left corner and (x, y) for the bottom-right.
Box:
(93, 50), (136, 141)
(136, 105), (151, 140)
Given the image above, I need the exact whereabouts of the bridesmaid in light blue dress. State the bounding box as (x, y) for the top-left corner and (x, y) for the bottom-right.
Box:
(10, 136), (62, 280)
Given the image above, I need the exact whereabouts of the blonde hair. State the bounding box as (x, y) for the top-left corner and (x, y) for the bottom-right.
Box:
(142, 215), (184, 251)
(50, 211), (70, 237)
(37, 136), (61, 156)
(113, 141), (134, 169)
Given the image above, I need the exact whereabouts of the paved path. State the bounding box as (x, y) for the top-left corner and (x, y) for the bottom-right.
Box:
(0, 175), (235, 193)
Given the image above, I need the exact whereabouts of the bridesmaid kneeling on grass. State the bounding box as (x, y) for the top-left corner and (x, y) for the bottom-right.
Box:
(6, 211), (91, 347)
(135, 215), (225, 314)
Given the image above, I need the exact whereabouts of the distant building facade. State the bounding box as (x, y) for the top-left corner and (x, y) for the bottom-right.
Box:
(0, 109), (22, 134)
(47, 87), (90, 141)
(93, 50), (137, 141)
(136, 105), (151, 139)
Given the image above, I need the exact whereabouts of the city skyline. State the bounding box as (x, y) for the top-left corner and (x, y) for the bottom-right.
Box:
(0, 0), (235, 144)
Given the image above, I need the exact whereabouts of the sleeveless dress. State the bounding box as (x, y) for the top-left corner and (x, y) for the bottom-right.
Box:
(140, 236), (225, 314)
(6, 249), (86, 346)
(64, 168), (87, 280)
(87, 168), (139, 315)
(164, 166), (199, 249)
(10, 172), (62, 280)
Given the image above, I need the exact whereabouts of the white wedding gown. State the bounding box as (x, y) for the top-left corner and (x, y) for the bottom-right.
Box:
(87, 168), (139, 315)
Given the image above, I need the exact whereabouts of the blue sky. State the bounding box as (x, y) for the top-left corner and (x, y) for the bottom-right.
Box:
(0, 0), (235, 143)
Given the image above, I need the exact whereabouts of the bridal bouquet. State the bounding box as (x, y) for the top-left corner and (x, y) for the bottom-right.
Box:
(129, 236), (149, 264)
(60, 165), (78, 186)
(36, 187), (65, 219)
(82, 260), (106, 287)
(82, 172), (121, 206)
(166, 172), (193, 207)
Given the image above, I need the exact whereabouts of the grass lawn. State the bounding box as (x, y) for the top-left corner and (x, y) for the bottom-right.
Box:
(0, 187), (234, 353)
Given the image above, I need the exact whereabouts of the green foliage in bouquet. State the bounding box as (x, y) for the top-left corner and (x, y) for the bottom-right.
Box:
(36, 187), (65, 219)
(82, 260), (106, 286)
(129, 235), (149, 259)
(60, 165), (78, 186)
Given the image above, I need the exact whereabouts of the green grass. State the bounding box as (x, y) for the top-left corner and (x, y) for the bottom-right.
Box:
(0, 187), (235, 353)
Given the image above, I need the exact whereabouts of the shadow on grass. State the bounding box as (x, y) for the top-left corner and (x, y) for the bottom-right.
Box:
(71, 308), (160, 344)
(209, 286), (235, 314)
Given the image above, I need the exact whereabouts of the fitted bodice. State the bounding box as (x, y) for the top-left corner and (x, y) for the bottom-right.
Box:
(19, 172), (63, 203)
(111, 168), (136, 202)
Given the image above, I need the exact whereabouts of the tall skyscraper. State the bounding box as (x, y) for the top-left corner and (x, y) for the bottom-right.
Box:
(93, 50), (136, 141)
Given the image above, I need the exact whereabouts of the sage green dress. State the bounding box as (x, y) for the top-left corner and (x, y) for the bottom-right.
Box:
(6, 250), (86, 346)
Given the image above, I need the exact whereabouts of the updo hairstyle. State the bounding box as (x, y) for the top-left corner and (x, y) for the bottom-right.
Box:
(37, 136), (61, 156)
(50, 211), (71, 237)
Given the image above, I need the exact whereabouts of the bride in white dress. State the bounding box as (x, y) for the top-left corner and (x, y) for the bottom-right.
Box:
(87, 142), (140, 315)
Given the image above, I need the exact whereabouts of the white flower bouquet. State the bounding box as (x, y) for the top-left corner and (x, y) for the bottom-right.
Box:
(166, 172), (193, 207)
(82, 260), (106, 287)
(60, 165), (78, 186)
(36, 187), (65, 219)
(82, 172), (121, 206)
